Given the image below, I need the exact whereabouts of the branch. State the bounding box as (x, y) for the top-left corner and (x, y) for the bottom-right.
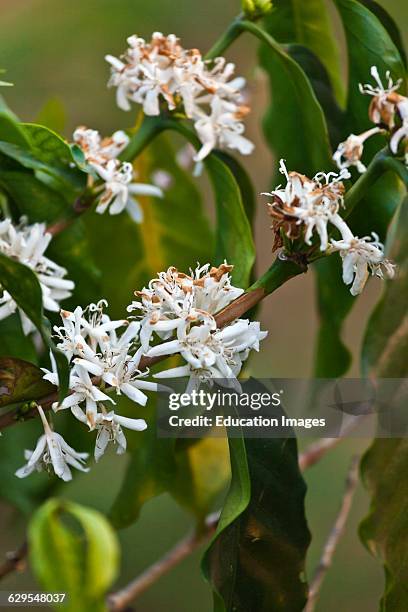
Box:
(298, 415), (367, 471)
(304, 456), (359, 612)
(0, 541), (28, 581)
(107, 512), (219, 612)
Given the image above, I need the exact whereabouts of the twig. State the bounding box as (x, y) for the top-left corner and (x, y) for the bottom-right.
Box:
(298, 415), (367, 471)
(107, 513), (219, 612)
(304, 456), (359, 612)
(0, 541), (28, 580)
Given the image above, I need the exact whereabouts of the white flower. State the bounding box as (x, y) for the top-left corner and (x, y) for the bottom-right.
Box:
(359, 66), (403, 127)
(263, 161), (350, 251)
(127, 263), (244, 350)
(194, 97), (254, 162)
(54, 365), (115, 429)
(15, 405), (89, 481)
(102, 348), (161, 406)
(330, 233), (396, 295)
(73, 126), (129, 165)
(149, 318), (267, 390)
(93, 411), (147, 461)
(105, 32), (254, 161)
(0, 220), (74, 334)
(72, 127), (163, 222)
(92, 160), (163, 222)
(390, 96), (408, 156)
(333, 127), (383, 173)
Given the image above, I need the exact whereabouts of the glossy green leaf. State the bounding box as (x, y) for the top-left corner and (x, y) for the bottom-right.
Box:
(0, 95), (30, 147)
(203, 380), (311, 612)
(0, 357), (54, 408)
(357, 0), (407, 67)
(262, 0), (344, 103)
(0, 315), (37, 362)
(335, 0), (407, 139)
(22, 123), (85, 187)
(170, 437), (231, 522)
(287, 44), (346, 148)
(256, 21), (332, 178)
(362, 198), (408, 378)
(206, 153), (255, 288)
(0, 252), (69, 399)
(29, 499), (119, 612)
(360, 438), (408, 610)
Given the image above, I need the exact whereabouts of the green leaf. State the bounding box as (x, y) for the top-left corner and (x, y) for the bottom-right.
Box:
(256, 21), (332, 178)
(287, 44), (346, 147)
(362, 198), (408, 378)
(0, 357), (54, 408)
(357, 0), (407, 67)
(29, 499), (119, 612)
(0, 95), (30, 147)
(360, 438), (408, 610)
(206, 153), (255, 288)
(334, 0), (407, 138)
(0, 252), (69, 399)
(313, 256), (353, 377)
(170, 437), (231, 522)
(203, 380), (311, 612)
(262, 0), (344, 103)
(0, 315), (37, 362)
(35, 97), (66, 133)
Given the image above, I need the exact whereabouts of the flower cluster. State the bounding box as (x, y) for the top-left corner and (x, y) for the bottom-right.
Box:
(105, 32), (254, 161)
(17, 263), (267, 481)
(73, 126), (163, 222)
(334, 66), (408, 172)
(264, 160), (395, 295)
(127, 263), (267, 391)
(0, 219), (74, 334)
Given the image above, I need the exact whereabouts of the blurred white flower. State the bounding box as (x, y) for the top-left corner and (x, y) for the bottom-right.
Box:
(333, 127), (383, 174)
(15, 405), (89, 481)
(330, 233), (395, 295)
(359, 66), (404, 129)
(0, 220), (74, 334)
(73, 126), (129, 165)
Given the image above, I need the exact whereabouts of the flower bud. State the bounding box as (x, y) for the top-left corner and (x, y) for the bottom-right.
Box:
(242, 0), (273, 19)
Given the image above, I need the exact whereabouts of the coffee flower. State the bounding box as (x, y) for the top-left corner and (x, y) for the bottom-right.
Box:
(0, 219), (74, 334)
(73, 127), (163, 222)
(330, 233), (395, 296)
(149, 318), (267, 390)
(333, 127), (383, 174)
(358, 66), (408, 163)
(264, 160), (396, 294)
(43, 301), (153, 459)
(15, 405), (89, 481)
(127, 263), (244, 351)
(359, 66), (405, 130)
(105, 32), (254, 160)
(263, 160), (350, 251)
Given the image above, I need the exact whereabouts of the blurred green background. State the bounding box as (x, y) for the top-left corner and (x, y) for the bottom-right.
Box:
(1, 1), (407, 610)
